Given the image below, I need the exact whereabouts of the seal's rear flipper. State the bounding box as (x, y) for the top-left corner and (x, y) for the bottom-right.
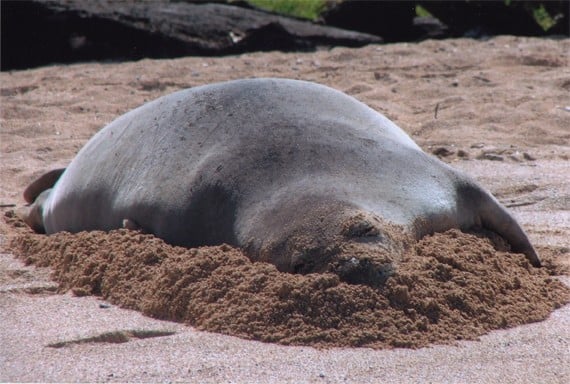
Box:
(17, 189), (52, 233)
(23, 168), (65, 203)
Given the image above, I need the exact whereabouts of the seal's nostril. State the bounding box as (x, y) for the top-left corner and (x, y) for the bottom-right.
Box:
(335, 258), (395, 287)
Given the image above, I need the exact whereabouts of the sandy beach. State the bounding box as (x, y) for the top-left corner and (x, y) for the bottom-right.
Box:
(1, 35), (569, 382)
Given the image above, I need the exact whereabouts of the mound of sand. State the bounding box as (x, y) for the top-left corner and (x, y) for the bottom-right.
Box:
(7, 212), (569, 349)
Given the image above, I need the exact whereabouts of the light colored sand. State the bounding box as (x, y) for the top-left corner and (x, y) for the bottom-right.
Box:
(1, 256), (568, 383)
(1, 35), (569, 382)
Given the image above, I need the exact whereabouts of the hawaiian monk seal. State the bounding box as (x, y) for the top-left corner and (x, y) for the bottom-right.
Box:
(20, 78), (541, 285)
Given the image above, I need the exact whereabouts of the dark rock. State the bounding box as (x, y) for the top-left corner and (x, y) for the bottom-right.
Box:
(457, 149), (469, 159)
(1, 0), (381, 71)
(319, 0), (568, 42)
(523, 152), (537, 161)
(418, 1), (548, 38)
(321, 0), (420, 42)
(476, 152), (504, 162)
(432, 147), (455, 158)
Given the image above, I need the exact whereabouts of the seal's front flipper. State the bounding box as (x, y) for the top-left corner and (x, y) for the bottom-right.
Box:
(23, 168), (66, 203)
(19, 168), (66, 233)
(17, 189), (52, 233)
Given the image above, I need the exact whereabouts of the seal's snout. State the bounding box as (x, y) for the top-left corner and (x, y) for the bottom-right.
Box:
(333, 256), (395, 287)
(289, 242), (396, 287)
(289, 243), (340, 275)
(286, 212), (404, 287)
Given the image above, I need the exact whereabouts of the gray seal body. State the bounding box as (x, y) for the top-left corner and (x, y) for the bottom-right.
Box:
(22, 78), (541, 277)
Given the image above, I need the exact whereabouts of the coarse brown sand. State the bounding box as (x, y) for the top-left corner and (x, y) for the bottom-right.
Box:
(1, 35), (569, 382)
(5, 215), (569, 349)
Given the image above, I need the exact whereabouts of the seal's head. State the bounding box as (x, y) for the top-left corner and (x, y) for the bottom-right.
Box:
(241, 196), (411, 286)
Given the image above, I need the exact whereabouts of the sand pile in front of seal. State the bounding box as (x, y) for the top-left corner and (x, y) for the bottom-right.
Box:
(8, 222), (569, 349)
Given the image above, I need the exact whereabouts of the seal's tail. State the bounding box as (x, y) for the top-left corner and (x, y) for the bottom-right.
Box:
(23, 168), (65, 203)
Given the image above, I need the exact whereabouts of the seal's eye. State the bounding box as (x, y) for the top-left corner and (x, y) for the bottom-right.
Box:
(343, 218), (380, 238)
